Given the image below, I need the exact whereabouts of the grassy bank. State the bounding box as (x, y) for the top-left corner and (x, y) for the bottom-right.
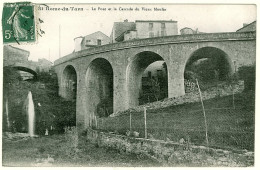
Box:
(98, 91), (255, 151)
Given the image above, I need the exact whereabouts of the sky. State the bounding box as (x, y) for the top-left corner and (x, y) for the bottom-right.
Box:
(10, 4), (256, 63)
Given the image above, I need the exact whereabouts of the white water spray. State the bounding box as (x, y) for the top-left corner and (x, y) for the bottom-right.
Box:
(5, 98), (10, 130)
(27, 91), (35, 137)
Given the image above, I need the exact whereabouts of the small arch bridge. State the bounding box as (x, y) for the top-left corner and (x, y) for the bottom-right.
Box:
(4, 61), (38, 80)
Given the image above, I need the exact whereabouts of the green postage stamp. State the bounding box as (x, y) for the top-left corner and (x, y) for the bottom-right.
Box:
(2, 2), (35, 44)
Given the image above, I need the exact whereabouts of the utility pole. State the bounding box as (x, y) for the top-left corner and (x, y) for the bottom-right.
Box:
(59, 25), (61, 58)
(196, 79), (209, 150)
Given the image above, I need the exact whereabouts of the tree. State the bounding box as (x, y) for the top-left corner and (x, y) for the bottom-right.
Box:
(150, 78), (160, 101)
(238, 65), (255, 92)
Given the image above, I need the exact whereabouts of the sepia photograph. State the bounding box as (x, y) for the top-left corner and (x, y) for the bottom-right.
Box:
(1, 0), (257, 167)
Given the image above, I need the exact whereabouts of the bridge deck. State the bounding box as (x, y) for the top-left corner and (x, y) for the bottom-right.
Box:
(54, 31), (256, 66)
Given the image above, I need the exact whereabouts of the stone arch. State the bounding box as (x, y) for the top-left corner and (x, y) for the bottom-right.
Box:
(62, 65), (77, 100)
(85, 58), (114, 118)
(184, 46), (233, 92)
(5, 65), (38, 80)
(126, 51), (168, 108)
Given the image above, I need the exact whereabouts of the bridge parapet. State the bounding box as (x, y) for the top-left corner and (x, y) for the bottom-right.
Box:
(54, 31), (256, 66)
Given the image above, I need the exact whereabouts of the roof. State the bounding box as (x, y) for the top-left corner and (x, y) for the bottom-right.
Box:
(180, 27), (194, 31)
(4, 45), (30, 54)
(236, 21), (256, 32)
(115, 29), (137, 42)
(84, 31), (109, 39)
(78, 31), (109, 44)
(74, 36), (83, 40)
(112, 22), (136, 40)
(75, 31), (109, 45)
(136, 20), (177, 23)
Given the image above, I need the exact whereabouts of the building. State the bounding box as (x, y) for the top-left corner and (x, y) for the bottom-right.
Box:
(3, 45), (30, 66)
(36, 58), (53, 72)
(142, 61), (167, 79)
(236, 21), (256, 32)
(135, 20), (178, 39)
(141, 61), (167, 89)
(110, 19), (136, 43)
(111, 19), (178, 43)
(180, 27), (203, 35)
(74, 31), (110, 52)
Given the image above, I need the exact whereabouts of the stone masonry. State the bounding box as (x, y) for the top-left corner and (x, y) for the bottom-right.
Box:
(53, 32), (256, 131)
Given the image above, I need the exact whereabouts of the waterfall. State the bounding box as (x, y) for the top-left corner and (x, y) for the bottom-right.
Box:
(27, 91), (35, 137)
(5, 98), (10, 130)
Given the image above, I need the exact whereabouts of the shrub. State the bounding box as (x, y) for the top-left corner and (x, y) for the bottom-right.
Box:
(63, 126), (79, 158)
(238, 65), (255, 92)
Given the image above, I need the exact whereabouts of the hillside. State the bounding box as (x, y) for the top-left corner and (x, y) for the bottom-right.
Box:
(97, 91), (255, 151)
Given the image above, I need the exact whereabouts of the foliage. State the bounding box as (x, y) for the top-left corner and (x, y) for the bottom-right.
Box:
(238, 65), (255, 92)
(63, 126), (79, 158)
(3, 67), (76, 134)
(185, 58), (220, 82)
(97, 98), (113, 117)
(3, 67), (29, 132)
(139, 62), (168, 105)
(150, 78), (161, 101)
(3, 66), (22, 91)
(140, 78), (168, 104)
(33, 70), (76, 134)
(184, 71), (200, 82)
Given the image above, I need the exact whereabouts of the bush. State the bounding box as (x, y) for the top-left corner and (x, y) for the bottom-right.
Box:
(63, 126), (79, 158)
(3, 67), (76, 134)
(97, 98), (113, 117)
(238, 65), (255, 91)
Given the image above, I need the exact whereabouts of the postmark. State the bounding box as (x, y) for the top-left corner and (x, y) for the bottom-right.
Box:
(2, 2), (36, 44)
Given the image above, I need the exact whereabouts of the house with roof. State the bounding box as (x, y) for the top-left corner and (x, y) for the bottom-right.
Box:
(135, 20), (178, 39)
(180, 27), (204, 35)
(236, 21), (256, 32)
(74, 31), (110, 52)
(3, 45), (30, 66)
(110, 19), (136, 43)
(110, 19), (178, 43)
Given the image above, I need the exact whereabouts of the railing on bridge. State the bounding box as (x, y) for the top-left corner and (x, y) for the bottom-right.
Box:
(54, 31), (256, 66)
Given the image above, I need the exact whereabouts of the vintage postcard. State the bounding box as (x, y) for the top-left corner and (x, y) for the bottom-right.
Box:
(1, 0), (258, 168)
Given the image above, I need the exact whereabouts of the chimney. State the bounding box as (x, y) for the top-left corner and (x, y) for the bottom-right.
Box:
(124, 19), (128, 22)
(74, 36), (83, 52)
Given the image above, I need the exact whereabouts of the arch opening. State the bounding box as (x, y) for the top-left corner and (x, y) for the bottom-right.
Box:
(85, 58), (113, 118)
(62, 65), (77, 101)
(127, 51), (168, 107)
(13, 66), (38, 80)
(184, 47), (232, 92)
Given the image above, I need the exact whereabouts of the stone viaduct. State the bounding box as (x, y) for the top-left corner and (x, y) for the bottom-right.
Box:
(53, 32), (256, 131)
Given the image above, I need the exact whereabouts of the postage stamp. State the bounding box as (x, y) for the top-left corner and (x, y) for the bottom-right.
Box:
(2, 2), (36, 44)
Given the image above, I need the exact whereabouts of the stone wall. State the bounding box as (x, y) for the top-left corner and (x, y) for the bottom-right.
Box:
(85, 128), (254, 166)
(110, 80), (244, 117)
